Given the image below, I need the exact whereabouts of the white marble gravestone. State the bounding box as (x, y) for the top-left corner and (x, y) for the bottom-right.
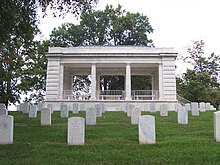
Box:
(68, 117), (85, 145)
(205, 103), (211, 111)
(37, 102), (44, 111)
(29, 104), (37, 118)
(41, 108), (51, 126)
(47, 104), (53, 113)
(185, 103), (191, 111)
(149, 103), (156, 112)
(214, 111), (220, 142)
(218, 105), (220, 111)
(95, 104), (102, 117)
(199, 102), (206, 112)
(86, 107), (96, 125)
(0, 115), (13, 144)
(80, 104), (85, 111)
(21, 102), (29, 114)
(131, 108), (141, 124)
(60, 104), (68, 118)
(139, 115), (156, 144)
(191, 102), (199, 116)
(160, 104), (168, 116)
(0, 104), (7, 115)
(72, 103), (79, 114)
(210, 105), (216, 111)
(177, 106), (188, 124)
(174, 103), (182, 112)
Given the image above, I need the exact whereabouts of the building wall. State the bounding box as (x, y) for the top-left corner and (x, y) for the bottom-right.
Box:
(162, 57), (176, 100)
(46, 58), (60, 100)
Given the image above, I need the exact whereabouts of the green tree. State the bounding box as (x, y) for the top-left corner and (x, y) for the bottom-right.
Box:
(0, 1), (38, 108)
(49, 5), (154, 91)
(177, 40), (220, 106)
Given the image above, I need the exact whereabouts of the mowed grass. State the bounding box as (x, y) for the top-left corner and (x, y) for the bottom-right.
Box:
(0, 110), (220, 165)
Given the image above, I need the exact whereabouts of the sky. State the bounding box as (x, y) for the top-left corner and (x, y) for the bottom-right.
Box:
(39, 0), (220, 56)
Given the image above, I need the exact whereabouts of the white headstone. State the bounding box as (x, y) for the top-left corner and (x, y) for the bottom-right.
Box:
(0, 115), (13, 144)
(127, 104), (134, 117)
(177, 106), (188, 124)
(205, 103), (211, 111)
(174, 103), (182, 112)
(72, 103), (79, 114)
(47, 104), (53, 113)
(210, 105), (216, 111)
(68, 117), (85, 145)
(185, 103), (191, 111)
(199, 102), (206, 112)
(149, 103), (156, 112)
(86, 108), (96, 125)
(37, 102), (44, 110)
(218, 105), (220, 111)
(41, 108), (51, 126)
(95, 104), (102, 117)
(139, 115), (156, 144)
(0, 104), (8, 115)
(191, 102), (199, 116)
(21, 102), (29, 114)
(131, 108), (141, 124)
(160, 104), (168, 116)
(29, 104), (37, 118)
(60, 104), (68, 118)
(214, 111), (220, 142)
(80, 104), (85, 111)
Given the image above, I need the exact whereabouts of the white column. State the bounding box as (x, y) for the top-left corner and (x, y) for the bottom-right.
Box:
(90, 63), (96, 100)
(125, 63), (132, 100)
(96, 74), (100, 99)
(158, 63), (163, 100)
(59, 63), (64, 99)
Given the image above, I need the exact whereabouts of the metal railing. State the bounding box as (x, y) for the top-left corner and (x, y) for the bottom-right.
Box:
(64, 90), (159, 100)
(99, 90), (124, 100)
(64, 90), (90, 100)
(177, 94), (191, 105)
(132, 90), (159, 100)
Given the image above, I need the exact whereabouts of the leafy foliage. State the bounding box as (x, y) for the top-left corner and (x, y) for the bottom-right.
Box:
(49, 5), (154, 91)
(177, 40), (220, 107)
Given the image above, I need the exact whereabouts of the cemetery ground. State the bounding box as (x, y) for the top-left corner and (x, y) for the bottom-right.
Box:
(1, 111), (220, 165)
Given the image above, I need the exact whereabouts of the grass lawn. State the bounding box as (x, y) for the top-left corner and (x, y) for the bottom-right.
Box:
(0, 110), (219, 165)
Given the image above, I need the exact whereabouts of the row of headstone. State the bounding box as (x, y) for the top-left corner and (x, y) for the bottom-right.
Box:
(184, 102), (216, 112)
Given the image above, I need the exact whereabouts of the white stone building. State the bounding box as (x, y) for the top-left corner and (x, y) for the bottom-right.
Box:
(45, 46), (178, 111)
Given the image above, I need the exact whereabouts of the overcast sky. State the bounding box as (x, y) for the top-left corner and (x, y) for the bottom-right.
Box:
(39, 0), (220, 56)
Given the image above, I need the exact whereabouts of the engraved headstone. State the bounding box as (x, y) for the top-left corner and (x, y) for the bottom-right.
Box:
(0, 115), (13, 144)
(214, 111), (220, 142)
(178, 106), (188, 124)
(205, 102), (211, 111)
(191, 102), (199, 116)
(68, 117), (85, 145)
(175, 103), (182, 112)
(160, 104), (168, 116)
(199, 102), (206, 112)
(37, 102), (44, 111)
(185, 103), (191, 111)
(95, 104), (102, 117)
(41, 108), (51, 126)
(131, 108), (141, 124)
(47, 104), (53, 113)
(127, 104), (135, 117)
(21, 102), (29, 114)
(139, 115), (156, 144)
(72, 103), (79, 114)
(80, 104), (85, 111)
(149, 103), (156, 112)
(60, 104), (68, 118)
(86, 107), (96, 125)
(0, 104), (7, 115)
(29, 104), (37, 118)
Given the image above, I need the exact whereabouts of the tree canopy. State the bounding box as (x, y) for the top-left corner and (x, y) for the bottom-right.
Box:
(177, 40), (220, 107)
(49, 5), (154, 91)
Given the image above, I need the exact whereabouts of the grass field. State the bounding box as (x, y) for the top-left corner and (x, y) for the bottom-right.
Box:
(0, 110), (220, 165)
